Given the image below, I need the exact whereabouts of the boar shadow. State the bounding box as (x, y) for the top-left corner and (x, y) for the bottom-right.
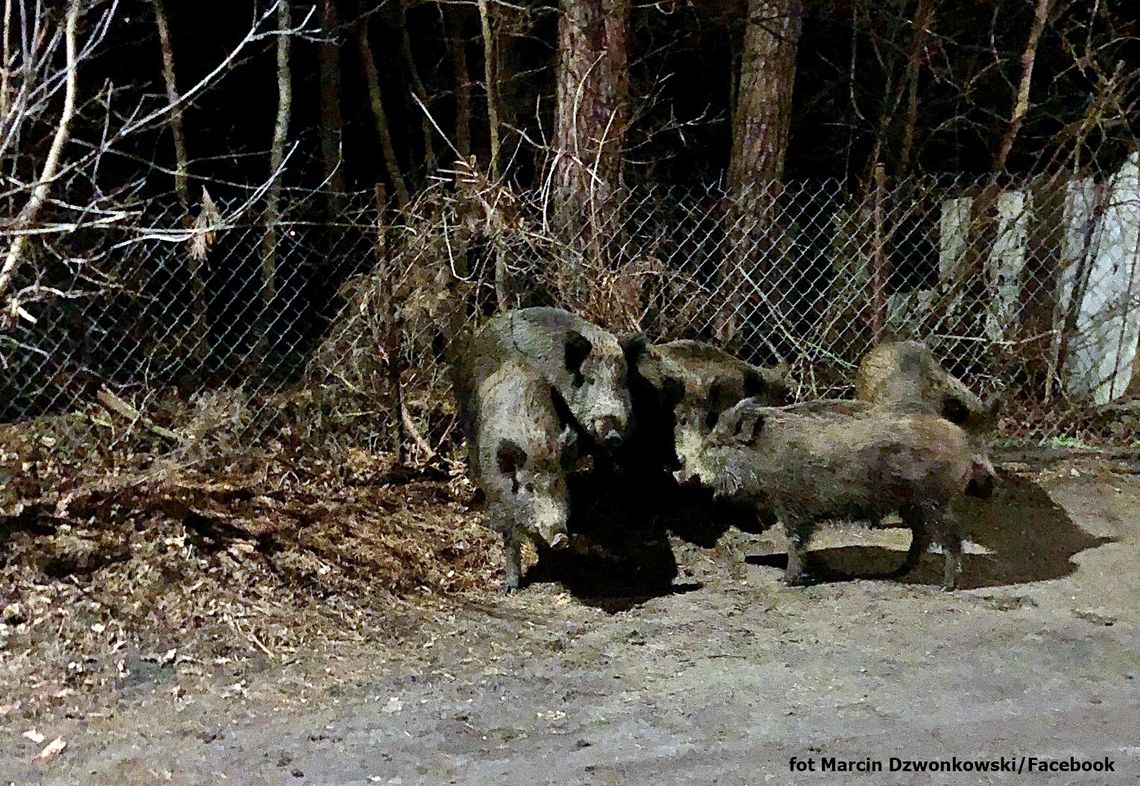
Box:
(744, 472), (1113, 589)
(522, 469), (701, 612)
(662, 485), (776, 547)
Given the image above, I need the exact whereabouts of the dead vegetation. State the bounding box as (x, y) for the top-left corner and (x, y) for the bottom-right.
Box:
(0, 386), (498, 719)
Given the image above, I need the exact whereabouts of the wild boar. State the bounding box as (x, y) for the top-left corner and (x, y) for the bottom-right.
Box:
(855, 340), (999, 436)
(682, 399), (997, 590)
(473, 361), (577, 591)
(624, 337), (791, 476)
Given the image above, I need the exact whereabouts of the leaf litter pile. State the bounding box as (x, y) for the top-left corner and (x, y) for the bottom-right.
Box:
(0, 386), (498, 720)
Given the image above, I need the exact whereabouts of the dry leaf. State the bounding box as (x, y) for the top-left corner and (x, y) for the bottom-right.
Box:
(22, 729), (45, 744)
(37, 736), (66, 760)
(189, 187), (221, 261)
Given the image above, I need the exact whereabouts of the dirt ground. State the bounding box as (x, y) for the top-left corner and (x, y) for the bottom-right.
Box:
(2, 453), (1139, 785)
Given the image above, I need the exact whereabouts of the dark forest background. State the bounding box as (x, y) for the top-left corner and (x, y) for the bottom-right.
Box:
(47, 0), (1140, 204)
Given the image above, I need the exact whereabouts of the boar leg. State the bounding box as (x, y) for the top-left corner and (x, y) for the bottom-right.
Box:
(502, 526), (523, 593)
(895, 504), (930, 577)
(920, 502), (962, 590)
(938, 525), (963, 592)
(783, 519), (812, 586)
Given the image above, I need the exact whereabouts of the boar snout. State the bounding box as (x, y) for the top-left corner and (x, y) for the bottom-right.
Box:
(595, 416), (625, 448)
(965, 459), (997, 499)
(549, 532), (570, 550)
(672, 456), (700, 488)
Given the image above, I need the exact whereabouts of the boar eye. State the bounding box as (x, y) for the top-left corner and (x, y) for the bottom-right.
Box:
(525, 482), (536, 493)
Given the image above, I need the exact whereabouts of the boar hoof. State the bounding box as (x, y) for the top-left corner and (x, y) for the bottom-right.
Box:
(503, 576), (521, 593)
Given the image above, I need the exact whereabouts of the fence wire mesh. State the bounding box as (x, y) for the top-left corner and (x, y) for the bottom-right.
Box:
(3, 163), (1140, 467)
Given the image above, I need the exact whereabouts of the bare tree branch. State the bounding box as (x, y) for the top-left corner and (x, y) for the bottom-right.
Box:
(0, 0), (80, 309)
(357, 14), (410, 209)
(476, 0), (500, 179)
(994, 0), (1052, 172)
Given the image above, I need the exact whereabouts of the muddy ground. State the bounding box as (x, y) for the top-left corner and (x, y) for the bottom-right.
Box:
(2, 453), (1139, 785)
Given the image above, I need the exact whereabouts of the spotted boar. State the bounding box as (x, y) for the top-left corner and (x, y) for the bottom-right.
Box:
(473, 361), (578, 591)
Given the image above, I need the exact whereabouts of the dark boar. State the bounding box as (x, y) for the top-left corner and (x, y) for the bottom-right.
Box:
(467, 308), (633, 450)
(855, 340), (999, 436)
(624, 338), (791, 474)
(474, 361), (577, 591)
(683, 400), (997, 590)
(613, 338), (790, 543)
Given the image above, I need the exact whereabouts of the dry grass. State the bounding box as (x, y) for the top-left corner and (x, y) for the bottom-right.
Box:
(0, 389), (498, 719)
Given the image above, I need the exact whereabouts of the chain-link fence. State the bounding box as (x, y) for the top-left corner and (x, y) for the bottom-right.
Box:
(3, 160), (1140, 464)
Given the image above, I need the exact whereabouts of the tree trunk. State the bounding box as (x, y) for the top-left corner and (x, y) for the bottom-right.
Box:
(0, 0), (80, 309)
(897, 1), (935, 176)
(261, 0), (292, 328)
(476, 0), (509, 309)
(718, 0), (803, 351)
(728, 0), (802, 191)
(447, 10), (472, 160)
(994, 0), (1051, 173)
(319, 0), (346, 210)
(0, 0), (12, 126)
(395, 0), (436, 173)
(150, 0), (208, 361)
(150, 0), (190, 208)
(358, 16), (409, 209)
(552, 0), (629, 264)
(476, 0), (501, 177)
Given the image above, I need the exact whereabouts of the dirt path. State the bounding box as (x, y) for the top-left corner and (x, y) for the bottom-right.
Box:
(3, 459), (1139, 785)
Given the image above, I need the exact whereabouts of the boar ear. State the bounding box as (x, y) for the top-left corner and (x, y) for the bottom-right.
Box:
(495, 439), (528, 478)
(705, 378), (736, 426)
(565, 331), (593, 380)
(704, 381), (723, 427)
(770, 364), (793, 402)
(556, 427), (580, 471)
(732, 409), (766, 445)
(632, 349), (664, 388)
(742, 369), (768, 398)
(705, 379), (725, 408)
(940, 395), (969, 426)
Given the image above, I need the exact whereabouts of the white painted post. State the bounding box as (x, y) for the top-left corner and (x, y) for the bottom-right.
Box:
(1063, 151), (1140, 404)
